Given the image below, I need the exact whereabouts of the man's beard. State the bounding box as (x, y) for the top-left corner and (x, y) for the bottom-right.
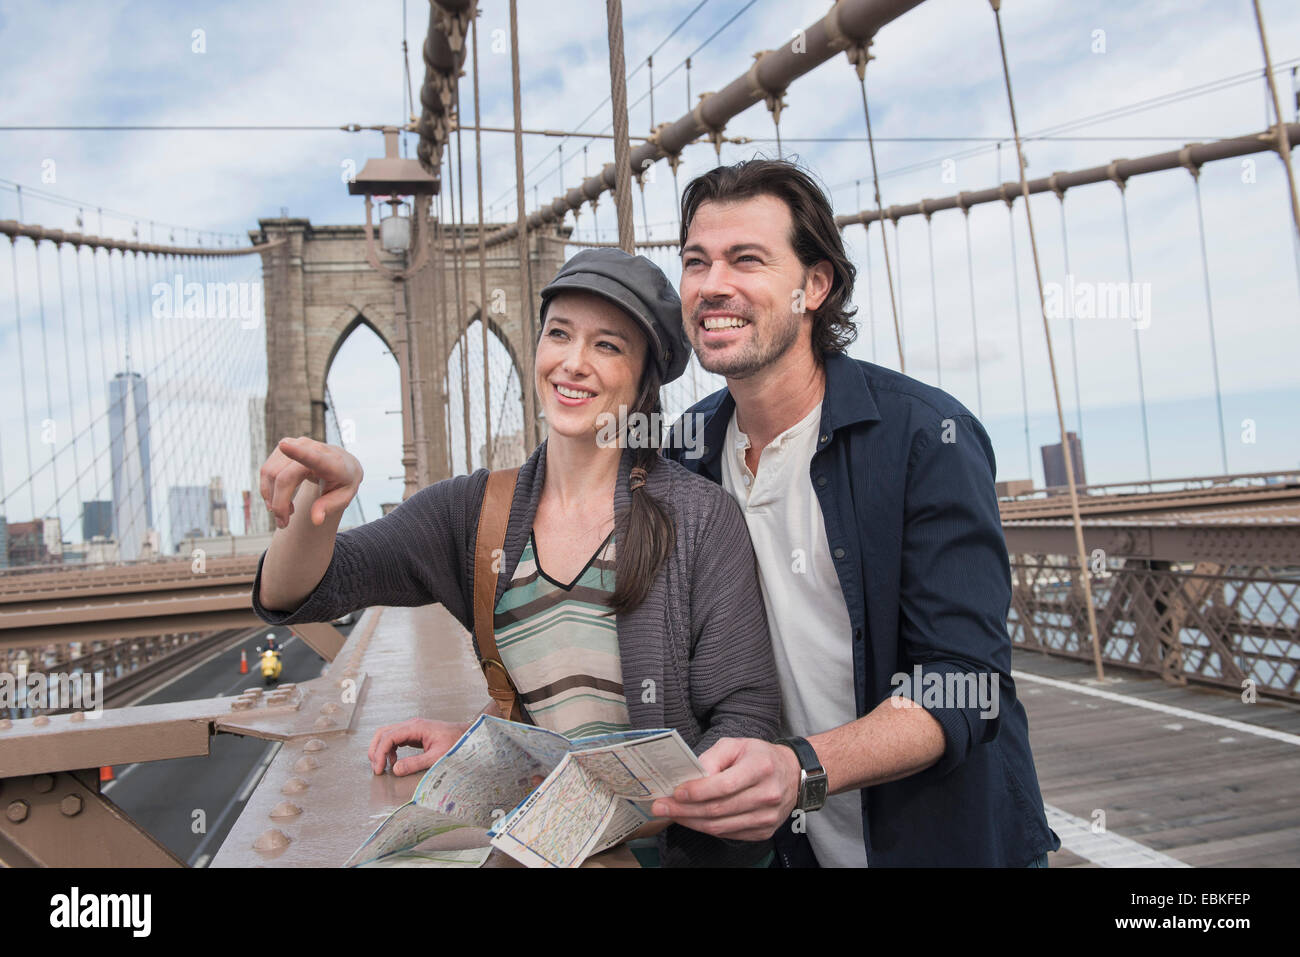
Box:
(692, 306), (802, 380)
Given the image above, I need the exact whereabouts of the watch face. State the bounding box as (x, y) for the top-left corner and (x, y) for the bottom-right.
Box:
(805, 776), (829, 811)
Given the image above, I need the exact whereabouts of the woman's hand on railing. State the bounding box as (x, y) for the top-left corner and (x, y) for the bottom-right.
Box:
(367, 718), (471, 776)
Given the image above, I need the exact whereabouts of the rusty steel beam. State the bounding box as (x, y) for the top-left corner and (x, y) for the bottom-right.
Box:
(0, 589), (266, 648)
(1003, 519), (1300, 565)
(0, 218), (277, 256)
(442, 0), (926, 250)
(287, 621), (347, 663)
(1003, 489), (1300, 521)
(0, 769), (184, 867)
(0, 667), (360, 779)
(1000, 479), (1300, 521)
(1001, 469), (1300, 501)
(0, 553), (257, 598)
(835, 123), (1300, 227)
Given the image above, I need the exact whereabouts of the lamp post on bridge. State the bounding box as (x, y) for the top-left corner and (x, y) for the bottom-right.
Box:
(348, 126), (438, 499)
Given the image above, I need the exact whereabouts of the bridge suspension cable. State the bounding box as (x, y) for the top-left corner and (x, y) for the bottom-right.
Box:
(988, 0), (1103, 679)
(958, 200), (984, 418)
(1052, 190), (1085, 446)
(923, 209), (941, 389)
(471, 12), (493, 470)
(1186, 168), (1230, 476)
(1003, 190), (1032, 480)
(848, 40), (904, 371)
(1112, 173), (1154, 482)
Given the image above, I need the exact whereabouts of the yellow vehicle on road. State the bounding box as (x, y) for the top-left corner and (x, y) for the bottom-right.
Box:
(257, 642), (283, 684)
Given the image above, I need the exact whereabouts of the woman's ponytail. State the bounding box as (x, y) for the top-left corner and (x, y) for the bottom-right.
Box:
(607, 363), (675, 616)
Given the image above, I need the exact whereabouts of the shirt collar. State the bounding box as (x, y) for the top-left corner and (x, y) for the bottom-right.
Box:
(697, 351), (881, 475)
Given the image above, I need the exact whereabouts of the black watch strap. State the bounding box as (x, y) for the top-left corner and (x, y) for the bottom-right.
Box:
(775, 736), (828, 812)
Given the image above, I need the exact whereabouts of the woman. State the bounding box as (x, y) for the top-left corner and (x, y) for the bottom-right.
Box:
(253, 248), (780, 867)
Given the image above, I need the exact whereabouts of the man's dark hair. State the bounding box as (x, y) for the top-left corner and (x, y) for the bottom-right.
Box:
(679, 158), (858, 355)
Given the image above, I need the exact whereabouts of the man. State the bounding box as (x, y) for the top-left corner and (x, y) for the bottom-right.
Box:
(654, 158), (1060, 867)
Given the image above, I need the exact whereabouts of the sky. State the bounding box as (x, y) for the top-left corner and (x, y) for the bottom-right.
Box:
(1, 0), (1298, 545)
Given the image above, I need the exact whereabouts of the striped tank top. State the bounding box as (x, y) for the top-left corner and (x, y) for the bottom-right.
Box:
(492, 529), (631, 738)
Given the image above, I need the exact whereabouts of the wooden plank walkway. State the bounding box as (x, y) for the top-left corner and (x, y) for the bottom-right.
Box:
(1014, 647), (1300, 867)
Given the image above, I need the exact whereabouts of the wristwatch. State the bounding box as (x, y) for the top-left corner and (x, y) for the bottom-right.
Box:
(774, 736), (828, 812)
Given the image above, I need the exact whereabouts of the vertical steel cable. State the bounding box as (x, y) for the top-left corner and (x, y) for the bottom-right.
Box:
(1055, 194), (1085, 441)
(924, 213), (941, 388)
(91, 243), (112, 509)
(989, 0), (1103, 678)
(55, 244), (82, 521)
(435, 185), (454, 478)
(852, 52), (904, 371)
(508, 0), (538, 447)
(1005, 200), (1033, 479)
(8, 236), (36, 519)
(130, 249), (167, 528)
(605, 0), (637, 253)
(1116, 185), (1153, 481)
(857, 181), (877, 364)
(34, 235), (61, 516)
(961, 208), (984, 418)
(471, 13), (493, 469)
(74, 243), (105, 503)
(453, 76), (473, 474)
(1189, 172), (1230, 474)
(892, 216), (904, 367)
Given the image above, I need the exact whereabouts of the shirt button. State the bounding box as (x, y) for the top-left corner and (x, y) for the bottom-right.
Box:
(833, 547), (846, 560)
(742, 475), (751, 487)
(816, 475), (828, 487)
(820, 434), (829, 443)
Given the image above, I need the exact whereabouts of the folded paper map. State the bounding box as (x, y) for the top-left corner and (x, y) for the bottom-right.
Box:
(345, 714), (707, 868)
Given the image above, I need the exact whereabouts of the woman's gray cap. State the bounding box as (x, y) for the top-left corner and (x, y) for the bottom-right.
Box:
(538, 248), (691, 384)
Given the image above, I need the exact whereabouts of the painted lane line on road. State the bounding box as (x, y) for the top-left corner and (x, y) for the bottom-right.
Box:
(1043, 803), (1190, 868)
(1014, 670), (1300, 747)
(187, 740), (282, 866)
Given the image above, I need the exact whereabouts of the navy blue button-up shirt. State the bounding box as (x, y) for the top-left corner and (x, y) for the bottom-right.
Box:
(666, 350), (1061, 866)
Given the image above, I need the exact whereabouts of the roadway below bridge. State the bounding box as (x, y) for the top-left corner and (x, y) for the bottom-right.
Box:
(100, 621), (350, 866)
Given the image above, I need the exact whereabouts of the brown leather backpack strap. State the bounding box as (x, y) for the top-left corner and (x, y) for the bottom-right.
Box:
(472, 467), (523, 723)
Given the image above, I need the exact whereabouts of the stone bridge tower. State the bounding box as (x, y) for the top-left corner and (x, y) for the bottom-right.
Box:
(253, 214), (568, 492)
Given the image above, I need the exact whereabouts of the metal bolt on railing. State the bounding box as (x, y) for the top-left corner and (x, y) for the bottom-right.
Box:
(253, 828), (290, 853)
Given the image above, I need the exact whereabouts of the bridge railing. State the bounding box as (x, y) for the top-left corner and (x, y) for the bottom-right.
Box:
(1010, 557), (1300, 701)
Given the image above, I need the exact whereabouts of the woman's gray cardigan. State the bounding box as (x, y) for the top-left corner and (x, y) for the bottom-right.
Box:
(251, 440), (782, 867)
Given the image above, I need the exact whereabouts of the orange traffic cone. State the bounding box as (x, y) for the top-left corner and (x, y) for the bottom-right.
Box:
(239, 649), (248, 675)
(100, 765), (114, 782)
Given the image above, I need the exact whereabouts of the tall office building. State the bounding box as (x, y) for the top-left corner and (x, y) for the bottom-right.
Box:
(1041, 431), (1087, 490)
(82, 500), (113, 541)
(168, 486), (209, 554)
(108, 372), (154, 560)
(209, 475), (229, 537)
(6, 518), (60, 566)
(247, 396), (270, 534)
